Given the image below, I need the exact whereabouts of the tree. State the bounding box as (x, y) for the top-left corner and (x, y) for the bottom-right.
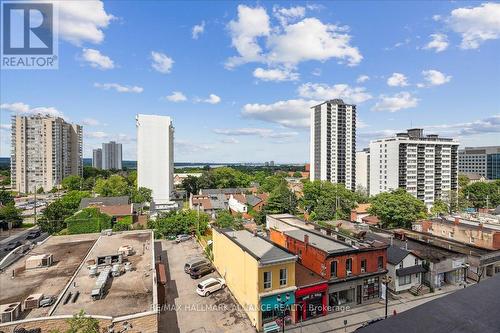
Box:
(266, 180), (297, 214)
(93, 174), (128, 197)
(458, 174), (470, 189)
(368, 189), (428, 228)
(38, 191), (90, 234)
(301, 180), (358, 221)
(149, 210), (210, 236)
(130, 187), (152, 203)
(0, 188), (14, 205)
(292, 171), (302, 178)
(61, 175), (83, 191)
(462, 181), (500, 209)
(49, 310), (100, 333)
(0, 204), (22, 228)
(215, 211), (242, 229)
(182, 175), (200, 196)
(431, 199), (449, 216)
(37, 187), (44, 194)
(259, 174), (286, 193)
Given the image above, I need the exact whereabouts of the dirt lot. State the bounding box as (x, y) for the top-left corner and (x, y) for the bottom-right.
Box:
(0, 234), (98, 319)
(158, 238), (256, 333)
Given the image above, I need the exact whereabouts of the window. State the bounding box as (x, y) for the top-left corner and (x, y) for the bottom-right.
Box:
(263, 271), (272, 289)
(298, 249), (302, 259)
(378, 256), (384, 270)
(399, 275), (411, 286)
(361, 259), (367, 273)
(399, 262), (404, 269)
(279, 268), (287, 287)
(346, 258), (352, 275)
(415, 258), (419, 265)
(362, 277), (380, 300)
(330, 260), (338, 277)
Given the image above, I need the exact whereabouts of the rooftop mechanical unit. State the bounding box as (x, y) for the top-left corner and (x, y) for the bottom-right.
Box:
(0, 302), (21, 323)
(91, 267), (111, 300)
(25, 254), (53, 269)
(24, 293), (44, 310)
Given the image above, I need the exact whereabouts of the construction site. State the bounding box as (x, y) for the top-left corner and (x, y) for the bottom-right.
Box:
(0, 230), (158, 333)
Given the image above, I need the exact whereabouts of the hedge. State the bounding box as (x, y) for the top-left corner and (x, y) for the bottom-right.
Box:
(66, 208), (112, 234)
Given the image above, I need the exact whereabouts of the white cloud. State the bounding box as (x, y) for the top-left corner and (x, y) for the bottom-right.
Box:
(311, 68), (322, 76)
(372, 92), (419, 112)
(220, 138), (240, 144)
(165, 91), (187, 102)
(176, 140), (215, 154)
(226, 5), (270, 68)
(448, 3), (500, 49)
(387, 73), (409, 87)
(253, 67), (299, 82)
(420, 69), (452, 87)
(213, 128), (298, 139)
(55, 0), (114, 45)
(0, 102), (63, 117)
(242, 99), (319, 128)
(356, 75), (370, 83)
(81, 48), (114, 70)
(226, 5), (362, 68)
(151, 51), (174, 74)
(192, 21), (205, 39)
(83, 118), (100, 126)
(297, 83), (372, 104)
(204, 94), (221, 104)
(423, 33), (449, 53)
(432, 15), (442, 22)
(273, 6), (306, 26)
(424, 114), (500, 136)
(85, 131), (108, 139)
(94, 82), (143, 93)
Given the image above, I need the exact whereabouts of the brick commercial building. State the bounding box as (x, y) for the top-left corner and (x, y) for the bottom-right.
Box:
(267, 215), (388, 312)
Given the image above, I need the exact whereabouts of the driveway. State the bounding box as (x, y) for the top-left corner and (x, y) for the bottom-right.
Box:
(158, 238), (255, 333)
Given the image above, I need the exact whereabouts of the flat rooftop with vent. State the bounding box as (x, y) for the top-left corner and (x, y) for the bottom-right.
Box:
(0, 230), (156, 328)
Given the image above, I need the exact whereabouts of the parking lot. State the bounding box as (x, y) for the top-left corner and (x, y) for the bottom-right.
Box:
(158, 238), (255, 333)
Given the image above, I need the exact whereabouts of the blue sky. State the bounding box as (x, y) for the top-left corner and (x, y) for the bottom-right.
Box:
(1, 1), (499, 163)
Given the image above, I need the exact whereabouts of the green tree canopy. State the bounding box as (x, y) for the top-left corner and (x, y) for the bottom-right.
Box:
(0, 203), (22, 228)
(0, 188), (14, 205)
(266, 180), (297, 214)
(38, 191), (90, 234)
(462, 180), (500, 209)
(130, 187), (152, 203)
(214, 211), (242, 229)
(149, 209), (210, 237)
(301, 180), (359, 221)
(93, 174), (128, 197)
(61, 175), (83, 191)
(368, 189), (428, 228)
(430, 199), (449, 216)
(182, 175), (200, 196)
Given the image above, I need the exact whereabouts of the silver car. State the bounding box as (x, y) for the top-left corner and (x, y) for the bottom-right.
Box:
(184, 257), (210, 274)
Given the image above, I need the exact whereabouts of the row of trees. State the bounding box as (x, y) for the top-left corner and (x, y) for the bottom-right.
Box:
(0, 188), (22, 229)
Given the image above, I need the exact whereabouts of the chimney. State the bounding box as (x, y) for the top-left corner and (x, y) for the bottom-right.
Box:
(405, 240), (408, 250)
(304, 234), (309, 244)
(454, 217), (460, 225)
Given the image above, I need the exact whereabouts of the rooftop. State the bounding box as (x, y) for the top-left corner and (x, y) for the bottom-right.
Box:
(52, 230), (155, 317)
(386, 246), (412, 265)
(0, 234), (99, 320)
(219, 229), (296, 265)
(97, 204), (133, 216)
(357, 274), (500, 333)
(0, 230), (156, 322)
(284, 229), (350, 254)
(79, 196), (129, 210)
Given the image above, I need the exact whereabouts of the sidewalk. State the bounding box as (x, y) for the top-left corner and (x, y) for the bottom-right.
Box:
(286, 287), (461, 333)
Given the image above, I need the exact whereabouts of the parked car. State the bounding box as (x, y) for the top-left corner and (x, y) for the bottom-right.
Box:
(184, 257), (211, 274)
(26, 230), (41, 239)
(175, 234), (192, 243)
(39, 295), (55, 307)
(196, 277), (226, 297)
(4, 241), (22, 251)
(190, 262), (215, 279)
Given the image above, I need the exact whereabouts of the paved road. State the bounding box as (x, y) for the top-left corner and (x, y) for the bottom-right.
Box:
(0, 227), (48, 261)
(158, 238), (255, 333)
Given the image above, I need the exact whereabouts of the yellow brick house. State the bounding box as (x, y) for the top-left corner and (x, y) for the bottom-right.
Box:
(213, 228), (297, 332)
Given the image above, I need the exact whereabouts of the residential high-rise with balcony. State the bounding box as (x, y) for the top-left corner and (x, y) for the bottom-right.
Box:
(92, 148), (102, 169)
(310, 99), (356, 190)
(136, 114), (175, 211)
(11, 115), (83, 193)
(369, 128), (459, 208)
(356, 148), (370, 195)
(459, 146), (500, 180)
(102, 141), (122, 170)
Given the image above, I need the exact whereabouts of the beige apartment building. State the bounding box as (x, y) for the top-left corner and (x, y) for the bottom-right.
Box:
(11, 115), (83, 193)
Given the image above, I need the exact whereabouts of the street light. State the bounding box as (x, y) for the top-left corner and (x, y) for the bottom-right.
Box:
(276, 293), (290, 333)
(381, 276), (392, 319)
